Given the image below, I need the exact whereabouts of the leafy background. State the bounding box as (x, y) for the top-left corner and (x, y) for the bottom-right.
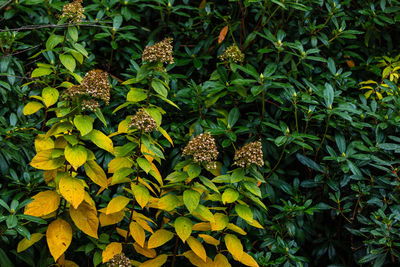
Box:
(2, 0), (400, 266)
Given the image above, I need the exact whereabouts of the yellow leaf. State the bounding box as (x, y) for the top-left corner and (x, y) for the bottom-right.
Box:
(183, 251), (213, 267)
(65, 260), (79, 267)
(214, 254), (231, 267)
(116, 227), (128, 238)
(35, 134), (54, 152)
(147, 229), (174, 249)
(70, 201), (98, 239)
(130, 222), (146, 247)
(132, 184), (150, 209)
(118, 119), (129, 133)
(99, 211), (125, 227)
(30, 149), (65, 170)
(24, 190), (60, 217)
(102, 242), (122, 263)
(210, 213), (229, 231)
(204, 161), (222, 176)
(150, 194), (180, 212)
(159, 127), (174, 146)
(83, 129), (113, 153)
(199, 0), (206, 9)
(174, 216), (192, 243)
(139, 254), (168, 267)
(84, 191), (96, 207)
(218, 25), (229, 44)
(364, 90), (373, 99)
(376, 91), (383, 100)
(59, 174), (84, 209)
(247, 219), (264, 229)
(106, 196), (130, 215)
(199, 234), (220, 246)
(222, 188), (239, 204)
(17, 233), (44, 253)
(187, 236), (207, 262)
(42, 87), (59, 107)
(23, 101), (44, 115)
(227, 223), (247, 235)
(239, 251), (259, 267)
(43, 169), (57, 183)
(108, 157), (133, 173)
(133, 242), (156, 258)
(84, 160), (108, 188)
(224, 234), (243, 260)
(192, 222), (211, 231)
(135, 218), (154, 233)
(193, 205), (215, 223)
(46, 219), (72, 262)
(141, 145), (155, 163)
(65, 144), (87, 170)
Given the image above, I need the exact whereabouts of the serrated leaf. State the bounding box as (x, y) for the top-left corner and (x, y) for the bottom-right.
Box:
(46, 219), (72, 262)
(24, 190), (60, 217)
(147, 229), (174, 249)
(59, 174), (84, 209)
(70, 201), (98, 239)
(175, 217), (192, 243)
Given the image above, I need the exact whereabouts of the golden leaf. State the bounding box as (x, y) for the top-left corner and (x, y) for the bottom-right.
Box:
(116, 227), (128, 238)
(70, 201), (98, 239)
(23, 101), (44, 115)
(102, 242), (122, 263)
(42, 87), (59, 107)
(214, 254), (231, 267)
(239, 251), (259, 267)
(210, 213), (229, 231)
(224, 234), (243, 260)
(183, 250), (213, 267)
(64, 144), (87, 170)
(135, 218), (154, 233)
(84, 160), (108, 188)
(30, 149), (64, 170)
(147, 229), (174, 249)
(159, 127), (174, 146)
(132, 184), (150, 209)
(227, 223), (247, 235)
(199, 234), (220, 246)
(133, 242), (156, 258)
(222, 188), (239, 204)
(24, 190), (60, 217)
(130, 222), (146, 247)
(106, 196), (130, 215)
(73, 115), (93, 136)
(139, 254), (168, 267)
(65, 260), (79, 267)
(83, 129), (113, 153)
(17, 233), (44, 253)
(34, 134), (54, 152)
(59, 174), (84, 209)
(187, 236), (207, 262)
(107, 157), (133, 173)
(99, 211), (125, 227)
(192, 222), (211, 231)
(46, 219), (72, 262)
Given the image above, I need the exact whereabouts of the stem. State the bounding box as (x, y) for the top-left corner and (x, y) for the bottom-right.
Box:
(314, 113), (331, 160)
(145, 75), (154, 108)
(266, 141), (287, 179)
(52, 28), (68, 87)
(294, 98), (299, 132)
(170, 235), (180, 267)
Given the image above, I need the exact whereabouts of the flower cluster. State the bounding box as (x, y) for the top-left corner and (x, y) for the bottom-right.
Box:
(142, 37), (174, 64)
(129, 109), (157, 133)
(234, 140), (264, 168)
(63, 69), (110, 111)
(182, 133), (219, 167)
(219, 44), (245, 63)
(106, 253), (131, 267)
(61, 0), (85, 23)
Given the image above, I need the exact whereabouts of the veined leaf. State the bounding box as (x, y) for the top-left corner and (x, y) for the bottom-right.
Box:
(222, 188), (239, 204)
(59, 174), (84, 209)
(132, 184), (150, 209)
(210, 213), (228, 231)
(183, 189), (200, 213)
(199, 234), (220, 246)
(147, 229), (174, 249)
(174, 217), (192, 243)
(24, 190), (60, 217)
(82, 129), (113, 153)
(73, 115), (93, 136)
(106, 196), (130, 215)
(214, 254), (231, 267)
(46, 219), (72, 262)
(187, 236), (207, 262)
(235, 204), (253, 223)
(224, 234), (243, 260)
(139, 254), (168, 267)
(70, 201), (98, 239)
(102, 242), (122, 263)
(130, 222), (146, 247)
(84, 160), (108, 188)
(42, 87), (59, 107)
(239, 252), (259, 267)
(133, 242), (156, 258)
(64, 144), (87, 170)
(17, 233), (44, 253)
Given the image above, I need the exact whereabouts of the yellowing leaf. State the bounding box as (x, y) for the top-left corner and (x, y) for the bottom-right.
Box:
(235, 204), (253, 223)
(135, 218), (154, 233)
(239, 252), (259, 267)
(106, 196), (130, 215)
(46, 219), (72, 262)
(187, 236), (207, 262)
(64, 145), (87, 170)
(224, 234), (243, 260)
(42, 87), (59, 107)
(132, 184), (150, 209)
(34, 134), (54, 152)
(192, 222), (211, 231)
(227, 223), (247, 235)
(214, 254), (231, 267)
(150, 194), (180, 211)
(147, 229), (174, 249)
(99, 211), (125, 227)
(174, 217), (192, 243)
(183, 189), (200, 213)
(222, 188), (239, 204)
(102, 242), (122, 263)
(139, 254), (168, 267)
(133, 242), (156, 258)
(84, 160), (108, 188)
(210, 213), (229, 231)
(108, 157), (133, 173)
(24, 190), (60, 217)
(17, 233), (44, 253)
(73, 115), (93, 136)
(70, 201), (98, 239)
(83, 129), (113, 153)
(193, 205), (215, 222)
(130, 222), (146, 247)
(159, 127), (174, 146)
(199, 234), (220, 246)
(65, 260), (79, 267)
(30, 149), (64, 170)
(247, 219), (264, 229)
(59, 174), (84, 209)
(183, 251), (213, 267)
(218, 25), (228, 44)
(23, 101), (44, 115)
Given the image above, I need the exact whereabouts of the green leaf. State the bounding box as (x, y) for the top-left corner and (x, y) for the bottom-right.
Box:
(183, 189), (200, 213)
(199, 176), (219, 193)
(324, 83), (334, 109)
(59, 54), (76, 72)
(235, 204), (253, 222)
(42, 87), (59, 107)
(187, 164), (201, 179)
(31, 67), (53, 78)
(151, 80), (168, 97)
(113, 15), (123, 30)
(74, 115), (94, 136)
(174, 217), (192, 243)
(67, 26), (79, 42)
(243, 182), (261, 197)
(46, 35), (64, 51)
(222, 188), (239, 204)
(127, 88), (148, 102)
(228, 107), (240, 128)
(94, 109), (107, 127)
(230, 168), (245, 183)
(296, 153), (324, 173)
(137, 157), (151, 174)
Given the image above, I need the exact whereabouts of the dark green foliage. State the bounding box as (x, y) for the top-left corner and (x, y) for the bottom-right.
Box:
(2, 0), (400, 266)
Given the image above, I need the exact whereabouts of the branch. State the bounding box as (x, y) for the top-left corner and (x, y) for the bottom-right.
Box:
(0, 21), (112, 32)
(0, 0), (13, 11)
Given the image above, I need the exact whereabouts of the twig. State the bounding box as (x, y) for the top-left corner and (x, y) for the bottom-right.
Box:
(0, 0), (13, 11)
(0, 21), (112, 32)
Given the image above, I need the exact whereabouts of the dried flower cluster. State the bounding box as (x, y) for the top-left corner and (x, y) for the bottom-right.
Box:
(142, 37), (174, 64)
(61, 0), (85, 23)
(106, 253), (131, 267)
(219, 44), (245, 63)
(234, 141), (264, 168)
(129, 109), (157, 133)
(63, 69), (110, 111)
(182, 133), (219, 167)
